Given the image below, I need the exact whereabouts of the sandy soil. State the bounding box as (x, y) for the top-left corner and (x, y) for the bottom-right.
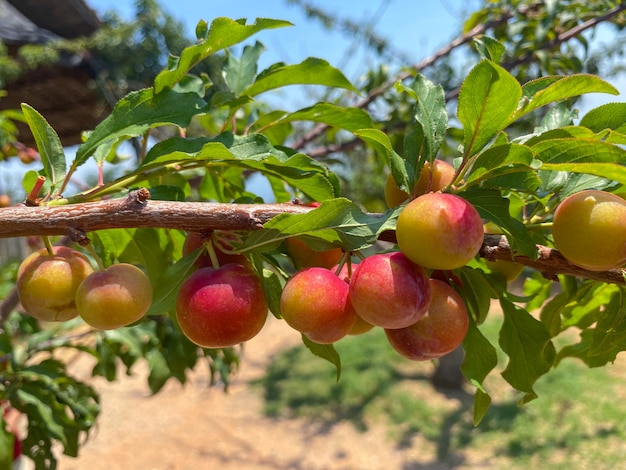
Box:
(55, 319), (451, 470)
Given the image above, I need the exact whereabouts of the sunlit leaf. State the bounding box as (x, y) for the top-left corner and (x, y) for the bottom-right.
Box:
(21, 104), (66, 194)
(242, 57), (358, 96)
(458, 60), (522, 156)
(499, 299), (555, 403)
(155, 17), (292, 93)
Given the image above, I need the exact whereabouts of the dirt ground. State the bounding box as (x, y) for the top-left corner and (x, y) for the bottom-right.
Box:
(54, 318), (454, 470)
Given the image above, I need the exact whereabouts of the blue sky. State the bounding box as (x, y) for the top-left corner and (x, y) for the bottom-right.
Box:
(87, 0), (481, 82)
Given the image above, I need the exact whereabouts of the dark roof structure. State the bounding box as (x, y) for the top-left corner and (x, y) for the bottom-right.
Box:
(0, 0), (107, 147)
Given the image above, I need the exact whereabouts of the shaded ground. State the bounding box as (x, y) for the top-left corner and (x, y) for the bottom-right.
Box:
(57, 319), (452, 470)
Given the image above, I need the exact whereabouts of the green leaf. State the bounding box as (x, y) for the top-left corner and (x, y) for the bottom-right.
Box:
(238, 198), (401, 253)
(224, 41), (266, 96)
(457, 60), (522, 156)
(498, 299), (555, 403)
(513, 74), (618, 122)
(465, 143), (535, 187)
(472, 388), (492, 426)
(242, 57), (358, 96)
(155, 17), (292, 93)
(406, 74), (447, 171)
(301, 334), (341, 381)
(580, 102), (626, 133)
(74, 88), (207, 166)
(147, 249), (200, 316)
(146, 348), (171, 394)
(21, 103), (66, 194)
(458, 267), (500, 324)
(459, 188), (537, 259)
(588, 288), (626, 362)
(462, 319), (499, 385)
(473, 35), (506, 62)
(0, 417), (14, 470)
(93, 335), (118, 381)
(251, 102), (373, 133)
(533, 138), (626, 185)
(462, 318), (498, 425)
(142, 134), (340, 201)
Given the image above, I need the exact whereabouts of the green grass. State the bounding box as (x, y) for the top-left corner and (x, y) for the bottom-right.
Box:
(253, 325), (626, 469)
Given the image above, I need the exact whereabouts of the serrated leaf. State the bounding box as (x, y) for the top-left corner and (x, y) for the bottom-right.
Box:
(74, 88), (207, 166)
(498, 299), (555, 402)
(462, 319), (499, 384)
(580, 102), (626, 134)
(251, 102), (373, 133)
(588, 288), (626, 360)
(533, 138), (626, 185)
(21, 104), (66, 194)
(242, 57), (358, 96)
(458, 267), (500, 324)
(155, 17), (292, 93)
(457, 60), (522, 156)
(472, 388), (492, 426)
(147, 249), (200, 316)
(473, 35), (506, 62)
(141, 134), (339, 201)
(407, 74), (448, 163)
(465, 143), (534, 187)
(459, 188), (537, 259)
(513, 74), (618, 122)
(224, 41), (266, 96)
(301, 334), (341, 381)
(146, 348), (171, 394)
(238, 198), (401, 253)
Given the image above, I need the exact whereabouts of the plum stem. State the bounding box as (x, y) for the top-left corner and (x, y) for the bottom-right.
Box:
(84, 244), (106, 271)
(42, 236), (54, 256)
(204, 238), (221, 270)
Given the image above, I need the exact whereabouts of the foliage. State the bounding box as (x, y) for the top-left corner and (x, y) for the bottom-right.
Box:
(2, 2), (626, 467)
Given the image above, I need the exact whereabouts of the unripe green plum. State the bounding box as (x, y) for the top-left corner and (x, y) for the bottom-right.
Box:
(176, 264), (268, 348)
(349, 252), (431, 329)
(552, 189), (626, 271)
(384, 160), (456, 208)
(280, 267), (357, 344)
(385, 279), (469, 361)
(396, 193), (484, 270)
(76, 263), (153, 330)
(17, 246), (94, 322)
(183, 232), (250, 269)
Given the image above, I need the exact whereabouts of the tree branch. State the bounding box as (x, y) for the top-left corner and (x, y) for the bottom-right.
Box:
(1, 190), (624, 286)
(0, 189), (313, 238)
(480, 233), (626, 285)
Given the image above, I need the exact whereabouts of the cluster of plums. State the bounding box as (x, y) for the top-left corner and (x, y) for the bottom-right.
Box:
(13, 161), (626, 364)
(16, 246), (152, 329)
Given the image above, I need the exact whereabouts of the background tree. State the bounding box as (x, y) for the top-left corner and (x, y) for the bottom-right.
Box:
(1, 1), (626, 468)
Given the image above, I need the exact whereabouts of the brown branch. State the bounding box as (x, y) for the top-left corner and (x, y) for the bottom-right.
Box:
(1, 191), (624, 287)
(0, 190), (314, 239)
(480, 234), (626, 285)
